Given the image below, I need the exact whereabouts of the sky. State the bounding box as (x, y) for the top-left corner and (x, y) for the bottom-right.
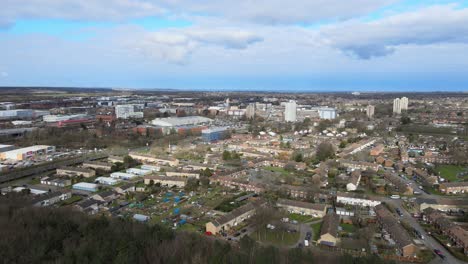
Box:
(1, 0), (468, 92)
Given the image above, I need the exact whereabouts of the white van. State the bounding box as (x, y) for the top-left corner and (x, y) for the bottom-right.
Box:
(304, 240), (309, 247)
(390, 195), (400, 199)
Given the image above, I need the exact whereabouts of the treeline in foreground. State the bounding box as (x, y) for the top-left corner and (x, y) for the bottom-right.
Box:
(0, 194), (394, 264)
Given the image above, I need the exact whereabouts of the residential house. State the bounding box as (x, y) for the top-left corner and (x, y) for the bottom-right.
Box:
(317, 213), (340, 246)
(30, 190), (72, 207)
(205, 199), (266, 234)
(375, 204), (418, 257)
(277, 198), (327, 217)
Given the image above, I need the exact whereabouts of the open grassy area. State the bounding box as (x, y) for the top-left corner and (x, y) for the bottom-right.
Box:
(251, 227), (300, 247)
(436, 165), (468, 182)
(288, 213), (315, 223)
(311, 221), (322, 241)
(340, 223), (357, 233)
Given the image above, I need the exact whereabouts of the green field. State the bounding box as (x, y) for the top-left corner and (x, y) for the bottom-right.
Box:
(436, 165), (468, 182)
(251, 227), (300, 247)
(340, 223), (357, 233)
(311, 222), (323, 241)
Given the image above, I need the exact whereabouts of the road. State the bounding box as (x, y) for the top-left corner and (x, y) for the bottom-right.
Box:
(383, 197), (464, 264)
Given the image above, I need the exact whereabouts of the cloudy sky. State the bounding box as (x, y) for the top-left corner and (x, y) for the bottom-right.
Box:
(1, 0), (468, 91)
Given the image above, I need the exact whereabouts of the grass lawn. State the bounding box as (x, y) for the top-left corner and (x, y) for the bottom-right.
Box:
(177, 223), (200, 232)
(251, 227), (300, 247)
(288, 213), (315, 223)
(340, 223), (357, 233)
(311, 222), (322, 241)
(436, 165), (468, 182)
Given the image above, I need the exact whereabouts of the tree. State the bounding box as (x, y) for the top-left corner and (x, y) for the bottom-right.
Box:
(316, 142), (335, 161)
(339, 140), (347, 149)
(400, 115), (411, 125)
(222, 150), (232, 160)
(184, 178), (199, 192)
(292, 152), (303, 162)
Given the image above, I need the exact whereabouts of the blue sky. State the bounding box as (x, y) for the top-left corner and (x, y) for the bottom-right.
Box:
(1, 0), (468, 91)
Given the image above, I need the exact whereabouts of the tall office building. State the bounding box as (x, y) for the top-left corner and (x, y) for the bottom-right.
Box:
(400, 97), (409, 111)
(284, 100), (297, 122)
(393, 98), (401, 114)
(366, 105), (375, 118)
(245, 103), (256, 119)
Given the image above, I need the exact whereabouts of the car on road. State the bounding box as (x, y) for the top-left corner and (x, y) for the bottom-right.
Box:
(390, 194), (400, 199)
(396, 208), (403, 217)
(304, 240), (309, 247)
(297, 243), (303, 248)
(434, 249), (445, 259)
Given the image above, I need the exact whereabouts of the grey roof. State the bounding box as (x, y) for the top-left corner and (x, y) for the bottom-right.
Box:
(320, 213), (340, 237)
(277, 198), (327, 211)
(212, 199), (265, 227)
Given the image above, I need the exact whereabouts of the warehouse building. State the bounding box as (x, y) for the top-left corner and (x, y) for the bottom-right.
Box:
(95, 177), (120, 186)
(126, 168), (152, 176)
(73, 182), (99, 192)
(56, 166), (96, 178)
(82, 161), (113, 171)
(151, 116), (213, 128)
(0, 144), (15, 152)
(0, 145), (55, 160)
(144, 175), (187, 188)
(110, 172), (138, 180)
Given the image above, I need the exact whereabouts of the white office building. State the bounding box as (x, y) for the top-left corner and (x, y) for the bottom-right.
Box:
(318, 108), (337, 120)
(115, 105), (144, 119)
(284, 100), (297, 122)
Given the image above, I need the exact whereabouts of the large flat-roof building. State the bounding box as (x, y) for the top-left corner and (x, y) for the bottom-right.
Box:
(202, 127), (230, 142)
(56, 166), (96, 178)
(151, 116), (213, 128)
(0, 145), (55, 160)
(73, 182), (99, 192)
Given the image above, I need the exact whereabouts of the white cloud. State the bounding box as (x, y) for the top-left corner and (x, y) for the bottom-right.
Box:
(0, 0), (165, 26)
(316, 4), (468, 59)
(0, 0), (394, 26)
(127, 27), (262, 63)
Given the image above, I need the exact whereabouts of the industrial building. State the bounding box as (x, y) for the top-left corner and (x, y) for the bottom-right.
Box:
(201, 127), (230, 142)
(126, 168), (152, 176)
(143, 175), (187, 188)
(72, 182), (99, 192)
(0, 145), (55, 160)
(0, 109), (49, 120)
(0, 144), (15, 152)
(43, 114), (89, 123)
(56, 166), (96, 178)
(150, 116), (213, 128)
(110, 172), (138, 180)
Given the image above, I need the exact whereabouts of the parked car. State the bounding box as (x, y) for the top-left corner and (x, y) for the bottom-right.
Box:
(434, 249), (445, 259)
